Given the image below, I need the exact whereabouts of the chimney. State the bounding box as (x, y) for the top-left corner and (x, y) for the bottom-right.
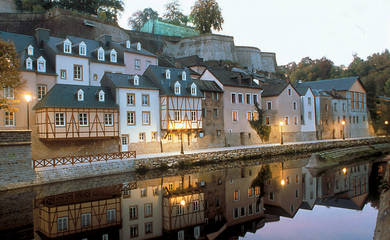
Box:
(34, 28), (50, 48)
(98, 35), (112, 47)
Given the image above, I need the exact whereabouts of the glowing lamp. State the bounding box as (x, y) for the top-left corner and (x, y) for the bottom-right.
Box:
(342, 167), (347, 175)
(24, 93), (32, 103)
(281, 179), (285, 186)
(180, 200), (185, 206)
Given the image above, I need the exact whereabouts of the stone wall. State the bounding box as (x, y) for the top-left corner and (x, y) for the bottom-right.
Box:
(0, 130), (32, 169)
(0, 0), (16, 13)
(235, 46), (262, 71)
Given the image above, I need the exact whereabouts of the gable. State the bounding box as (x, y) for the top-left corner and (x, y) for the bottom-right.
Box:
(349, 80), (366, 93)
(200, 69), (224, 90)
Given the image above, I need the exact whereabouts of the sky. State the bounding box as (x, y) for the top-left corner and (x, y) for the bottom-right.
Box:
(118, 0), (390, 66)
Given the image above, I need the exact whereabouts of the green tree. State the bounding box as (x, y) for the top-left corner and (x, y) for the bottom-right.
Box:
(0, 40), (21, 110)
(249, 103), (271, 142)
(128, 8), (159, 31)
(163, 0), (188, 26)
(251, 164), (272, 198)
(190, 0), (224, 34)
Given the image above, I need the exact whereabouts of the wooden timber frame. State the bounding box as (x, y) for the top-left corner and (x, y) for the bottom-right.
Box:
(162, 187), (205, 231)
(35, 107), (119, 140)
(34, 185), (122, 239)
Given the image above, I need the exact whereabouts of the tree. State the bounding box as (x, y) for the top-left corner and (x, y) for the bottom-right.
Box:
(190, 0), (224, 34)
(249, 103), (271, 142)
(0, 40), (21, 110)
(251, 164), (272, 198)
(128, 8), (159, 31)
(163, 0), (188, 26)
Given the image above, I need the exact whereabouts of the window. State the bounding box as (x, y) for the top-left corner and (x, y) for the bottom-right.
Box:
(135, 59), (140, 70)
(234, 190), (240, 201)
(104, 113), (113, 126)
(3, 86), (14, 99)
(240, 207), (246, 217)
(134, 75), (139, 85)
(293, 102), (297, 110)
(77, 89), (84, 101)
(269, 192), (274, 201)
(174, 81), (181, 95)
(175, 111), (180, 121)
(325, 104), (329, 112)
(178, 230), (184, 240)
(126, 40), (131, 48)
(27, 45), (34, 56)
(248, 187), (254, 197)
(194, 226), (200, 239)
(308, 97), (312, 105)
(37, 56), (46, 72)
(167, 134), (172, 141)
(284, 116), (289, 125)
(142, 112), (150, 125)
(193, 200), (199, 212)
(26, 57), (32, 70)
(130, 225), (138, 238)
(176, 204), (184, 215)
(37, 85), (47, 100)
(308, 111), (312, 120)
(246, 93), (251, 104)
(79, 113), (88, 126)
(151, 132), (158, 141)
(79, 42), (86, 56)
(166, 69), (171, 79)
(137, 42), (141, 50)
(129, 206), (138, 220)
(231, 93), (236, 103)
(4, 112), (15, 126)
(288, 88), (292, 96)
(248, 204), (254, 215)
(127, 111), (136, 125)
(265, 116), (270, 125)
(57, 217), (68, 232)
(145, 222), (153, 234)
(343, 103), (346, 111)
(253, 94), (258, 104)
(333, 103), (337, 112)
(247, 112), (252, 121)
(213, 108), (218, 118)
(127, 93), (135, 106)
(266, 101), (272, 110)
(255, 186), (260, 196)
(107, 209), (116, 223)
(97, 90), (104, 103)
(191, 111), (197, 122)
(238, 93), (243, 103)
(191, 83), (197, 96)
(73, 65), (83, 80)
(294, 116), (298, 125)
(64, 39), (72, 54)
(182, 71), (186, 80)
(296, 175), (299, 183)
(81, 213), (91, 228)
(142, 94), (149, 106)
(98, 47), (104, 61)
(232, 111), (238, 122)
(60, 69), (66, 79)
(144, 203), (152, 217)
(233, 208), (239, 219)
(102, 234), (108, 240)
(110, 49), (117, 63)
(55, 113), (65, 126)
(139, 132), (146, 141)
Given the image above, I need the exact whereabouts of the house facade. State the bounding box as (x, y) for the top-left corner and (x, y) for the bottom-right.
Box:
(295, 86), (317, 141)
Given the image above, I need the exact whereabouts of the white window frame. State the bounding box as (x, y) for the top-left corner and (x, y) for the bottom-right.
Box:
(57, 216), (68, 232)
(4, 111), (15, 126)
(142, 94), (149, 106)
(73, 65), (83, 81)
(145, 222), (153, 234)
(37, 84), (47, 100)
(55, 112), (65, 127)
(127, 93), (135, 106)
(127, 111), (136, 125)
(26, 57), (33, 70)
(98, 47), (105, 61)
(37, 56), (46, 72)
(238, 93), (243, 103)
(144, 203), (153, 217)
(3, 86), (14, 99)
(137, 42), (141, 51)
(193, 200), (199, 212)
(78, 113), (88, 126)
(308, 97), (312, 106)
(27, 45), (34, 56)
(98, 90), (105, 102)
(191, 111), (197, 122)
(231, 93), (237, 104)
(293, 102), (297, 110)
(191, 83), (197, 96)
(129, 206), (138, 220)
(182, 71), (186, 80)
(77, 89), (84, 101)
(134, 75), (139, 85)
(288, 88), (292, 96)
(104, 113), (113, 126)
(178, 230), (184, 240)
(60, 69), (66, 80)
(81, 213), (91, 228)
(174, 81), (181, 95)
(174, 111), (180, 122)
(135, 59), (140, 70)
(142, 112), (150, 125)
(64, 39), (72, 54)
(246, 93), (251, 104)
(166, 69), (171, 79)
(107, 209), (116, 223)
(266, 101), (272, 110)
(126, 40), (131, 48)
(194, 226), (200, 239)
(110, 49), (117, 63)
(79, 41), (87, 56)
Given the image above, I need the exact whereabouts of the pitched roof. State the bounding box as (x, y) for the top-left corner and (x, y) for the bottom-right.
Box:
(175, 55), (205, 67)
(101, 72), (159, 90)
(33, 84), (118, 109)
(261, 79), (289, 97)
(207, 67), (262, 89)
(193, 79), (223, 92)
(296, 76), (361, 92)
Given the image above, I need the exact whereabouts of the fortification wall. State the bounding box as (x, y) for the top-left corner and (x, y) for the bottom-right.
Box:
(235, 46), (262, 71)
(0, 0), (16, 13)
(260, 52), (277, 73)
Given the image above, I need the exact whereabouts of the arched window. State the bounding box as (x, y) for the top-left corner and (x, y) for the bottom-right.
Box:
(79, 41), (87, 56)
(126, 40), (131, 49)
(98, 47), (105, 61)
(98, 90), (105, 102)
(137, 42), (141, 51)
(165, 69), (171, 79)
(64, 39), (72, 54)
(26, 57), (33, 70)
(174, 81), (181, 95)
(37, 56), (46, 72)
(182, 71), (186, 80)
(191, 83), (197, 96)
(134, 75), (139, 86)
(110, 49), (117, 63)
(77, 89), (84, 101)
(27, 45), (34, 56)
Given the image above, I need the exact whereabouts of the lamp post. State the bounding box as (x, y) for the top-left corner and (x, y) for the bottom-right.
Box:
(280, 161), (285, 186)
(24, 93), (32, 130)
(279, 121), (284, 145)
(180, 131), (184, 154)
(385, 120), (389, 137)
(341, 120), (346, 140)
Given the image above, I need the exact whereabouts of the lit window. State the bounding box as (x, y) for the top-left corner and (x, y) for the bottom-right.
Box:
(182, 71), (186, 80)
(78, 113), (88, 126)
(98, 47), (105, 61)
(284, 116), (289, 125)
(79, 41), (86, 56)
(63, 39), (72, 54)
(77, 89), (84, 101)
(4, 112), (15, 126)
(135, 59), (140, 70)
(191, 111), (196, 122)
(27, 45), (34, 56)
(134, 75), (139, 85)
(127, 93), (135, 105)
(174, 81), (181, 95)
(73, 65), (83, 80)
(107, 209), (116, 223)
(165, 69), (171, 79)
(265, 116), (270, 125)
(110, 49), (117, 63)
(248, 187), (254, 197)
(55, 112), (65, 126)
(98, 90), (105, 102)
(142, 94), (149, 106)
(60, 69), (66, 79)
(137, 42), (141, 51)
(294, 116), (298, 125)
(191, 83), (197, 96)
(57, 217), (68, 232)
(3, 86), (14, 99)
(255, 186), (260, 196)
(104, 113), (113, 126)
(37, 56), (46, 72)
(127, 111), (136, 125)
(26, 57), (32, 70)
(126, 40), (131, 48)
(142, 112), (150, 125)
(232, 111), (238, 121)
(37, 85), (46, 100)
(234, 190), (240, 201)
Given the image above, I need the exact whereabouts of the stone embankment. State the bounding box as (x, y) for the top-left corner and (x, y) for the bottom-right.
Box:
(1, 137), (389, 191)
(374, 155), (390, 240)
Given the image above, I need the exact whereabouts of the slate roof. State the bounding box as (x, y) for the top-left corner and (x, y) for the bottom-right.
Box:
(101, 72), (159, 90)
(33, 84), (118, 110)
(207, 67), (262, 89)
(193, 79), (223, 92)
(315, 194), (367, 210)
(175, 55), (206, 67)
(261, 79), (290, 97)
(143, 65), (203, 97)
(296, 76), (361, 92)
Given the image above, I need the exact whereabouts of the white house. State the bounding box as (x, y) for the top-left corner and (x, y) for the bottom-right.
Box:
(295, 84), (317, 141)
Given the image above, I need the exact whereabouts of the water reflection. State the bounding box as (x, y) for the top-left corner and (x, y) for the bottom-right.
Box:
(0, 157), (385, 240)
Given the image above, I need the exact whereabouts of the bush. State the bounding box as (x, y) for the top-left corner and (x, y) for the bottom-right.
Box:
(135, 165), (149, 175)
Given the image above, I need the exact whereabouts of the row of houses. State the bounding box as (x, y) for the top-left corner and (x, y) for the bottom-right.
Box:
(0, 29), (371, 159)
(33, 159), (374, 239)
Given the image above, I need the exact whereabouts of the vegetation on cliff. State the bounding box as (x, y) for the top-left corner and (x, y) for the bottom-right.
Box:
(249, 103), (271, 143)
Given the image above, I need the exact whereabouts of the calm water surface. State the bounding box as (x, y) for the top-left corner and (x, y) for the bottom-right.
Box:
(0, 154), (385, 240)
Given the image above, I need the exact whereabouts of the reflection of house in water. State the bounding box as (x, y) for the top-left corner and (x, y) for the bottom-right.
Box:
(34, 185), (122, 240)
(301, 166), (321, 210)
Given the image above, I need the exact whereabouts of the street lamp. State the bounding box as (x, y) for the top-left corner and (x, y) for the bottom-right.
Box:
(280, 161), (285, 186)
(385, 121), (389, 137)
(279, 121), (284, 145)
(180, 199), (186, 206)
(342, 167), (347, 175)
(341, 120), (346, 140)
(24, 93), (32, 130)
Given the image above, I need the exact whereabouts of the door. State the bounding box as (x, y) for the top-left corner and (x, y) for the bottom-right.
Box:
(121, 135), (129, 152)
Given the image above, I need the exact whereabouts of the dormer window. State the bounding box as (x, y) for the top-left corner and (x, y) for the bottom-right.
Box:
(174, 81), (181, 95)
(110, 49), (117, 63)
(27, 45), (34, 56)
(79, 41), (87, 56)
(137, 42), (141, 51)
(64, 39), (72, 54)
(166, 69), (171, 79)
(77, 89), (84, 101)
(37, 56), (46, 72)
(134, 75), (139, 86)
(26, 57), (33, 70)
(98, 90), (105, 102)
(191, 83), (197, 96)
(126, 40), (131, 49)
(182, 71), (186, 81)
(98, 47), (104, 61)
